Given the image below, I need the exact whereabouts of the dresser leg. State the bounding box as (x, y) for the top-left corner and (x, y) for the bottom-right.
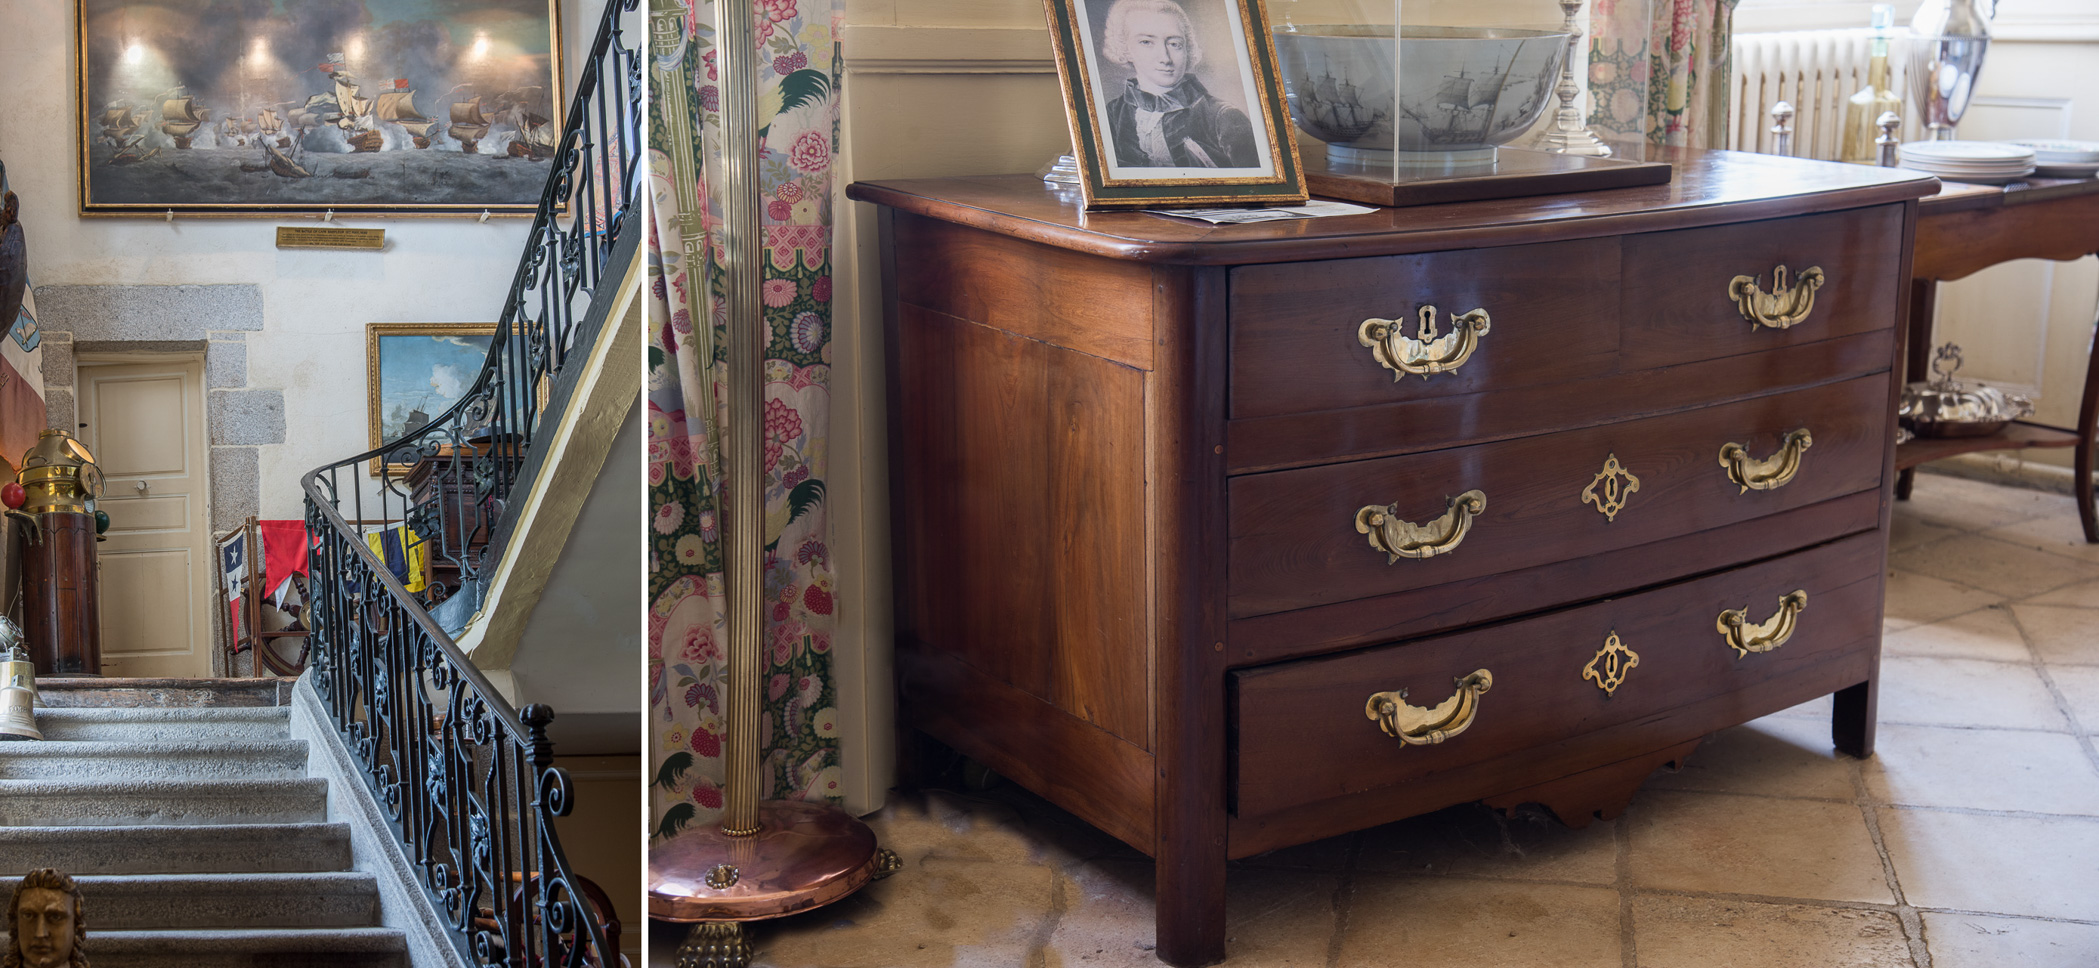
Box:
(1154, 846), (1227, 967)
(1894, 468), (1915, 501)
(1833, 679), (1878, 759)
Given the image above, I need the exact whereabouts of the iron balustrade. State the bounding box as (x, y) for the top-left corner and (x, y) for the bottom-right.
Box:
(300, 0), (642, 964)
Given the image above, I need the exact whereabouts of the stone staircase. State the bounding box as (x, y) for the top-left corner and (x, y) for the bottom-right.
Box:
(0, 680), (411, 967)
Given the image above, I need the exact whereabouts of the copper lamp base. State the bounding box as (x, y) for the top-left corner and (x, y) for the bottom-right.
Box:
(649, 800), (899, 967)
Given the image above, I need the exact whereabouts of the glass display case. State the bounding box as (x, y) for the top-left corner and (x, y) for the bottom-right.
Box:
(1267, 0), (1667, 205)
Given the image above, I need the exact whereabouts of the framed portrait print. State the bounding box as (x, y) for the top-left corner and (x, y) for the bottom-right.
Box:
(367, 323), (497, 475)
(1044, 0), (1306, 209)
(77, 0), (563, 217)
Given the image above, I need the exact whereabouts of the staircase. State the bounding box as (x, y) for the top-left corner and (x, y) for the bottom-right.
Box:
(0, 680), (406, 966)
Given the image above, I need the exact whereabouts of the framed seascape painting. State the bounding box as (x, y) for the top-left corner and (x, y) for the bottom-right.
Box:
(77, 0), (564, 217)
(367, 323), (497, 474)
(1044, 0), (1306, 209)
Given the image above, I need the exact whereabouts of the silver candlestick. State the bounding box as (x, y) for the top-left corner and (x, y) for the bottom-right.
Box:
(1538, 0), (1611, 156)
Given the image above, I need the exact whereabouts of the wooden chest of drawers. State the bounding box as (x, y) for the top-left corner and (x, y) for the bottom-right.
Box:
(850, 149), (1937, 967)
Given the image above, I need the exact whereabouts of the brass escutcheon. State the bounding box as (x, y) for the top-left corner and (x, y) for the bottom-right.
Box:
(1728, 264), (1827, 330)
(1582, 632), (1641, 696)
(1358, 306), (1491, 380)
(1366, 669), (1493, 746)
(1356, 490), (1487, 563)
(1718, 590), (1810, 658)
(1720, 429), (1813, 493)
(1581, 453), (1641, 521)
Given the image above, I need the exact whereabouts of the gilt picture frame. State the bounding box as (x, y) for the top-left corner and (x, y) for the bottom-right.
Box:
(366, 322), (498, 476)
(76, 0), (564, 217)
(1043, 0), (1306, 209)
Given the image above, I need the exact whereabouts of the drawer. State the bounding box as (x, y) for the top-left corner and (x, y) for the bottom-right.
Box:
(1620, 205), (1905, 370)
(1228, 373), (1888, 618)
(1229, 238), (1622, 420)
(1230, 531), (1884, 820)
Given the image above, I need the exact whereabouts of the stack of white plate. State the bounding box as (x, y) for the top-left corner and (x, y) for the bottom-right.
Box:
(1896, 141), (2036, 184)
(2008, 140), (2099, 178)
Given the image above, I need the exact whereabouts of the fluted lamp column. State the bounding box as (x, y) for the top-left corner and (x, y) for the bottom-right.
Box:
(645, 0), (897, 963)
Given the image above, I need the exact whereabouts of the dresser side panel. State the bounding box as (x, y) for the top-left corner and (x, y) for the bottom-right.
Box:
(892, 212), (1157, 369)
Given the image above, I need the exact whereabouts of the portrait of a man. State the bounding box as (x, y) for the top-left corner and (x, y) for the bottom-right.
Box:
(1046, 0), (1304, 206)
(6, 869), (86, 968)
(1098, 0), (1258, 169)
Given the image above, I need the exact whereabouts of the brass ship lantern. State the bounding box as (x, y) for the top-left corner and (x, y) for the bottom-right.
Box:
(0, 617), (41, 741)
(6, 430), (107, 676)
(16, 430), (106, 518)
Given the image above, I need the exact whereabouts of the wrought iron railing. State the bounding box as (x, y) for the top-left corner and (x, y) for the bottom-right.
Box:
(299, 0), (642, 964)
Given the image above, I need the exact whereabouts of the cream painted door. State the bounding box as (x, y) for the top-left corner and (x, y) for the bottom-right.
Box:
(78, 359), (212, 678)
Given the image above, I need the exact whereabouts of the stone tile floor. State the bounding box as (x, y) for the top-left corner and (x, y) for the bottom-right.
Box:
(650, 471), (2099, 967)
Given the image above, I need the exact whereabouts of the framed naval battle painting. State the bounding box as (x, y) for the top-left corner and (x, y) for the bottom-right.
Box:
(1044, 0), (1305, 209)
(366, 322), (497, 475)
(76, 0), (564, 217)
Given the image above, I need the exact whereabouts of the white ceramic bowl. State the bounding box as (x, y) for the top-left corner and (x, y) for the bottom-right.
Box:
(1273, 25), (1569, 166)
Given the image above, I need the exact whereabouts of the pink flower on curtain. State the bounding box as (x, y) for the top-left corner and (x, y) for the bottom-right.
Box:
(759, 0), (797, 21)
(789, 131), (830, 173)
(763, 397), (802, 470)
(811, 275), (831, 302)
(760, 278), (796, 307)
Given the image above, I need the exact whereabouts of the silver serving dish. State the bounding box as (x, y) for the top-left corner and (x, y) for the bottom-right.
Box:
(1898, 343), (2033, 437)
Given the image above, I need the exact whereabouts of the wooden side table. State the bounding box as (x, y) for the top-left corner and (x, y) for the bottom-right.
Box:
(1899, 176), (2099, 540)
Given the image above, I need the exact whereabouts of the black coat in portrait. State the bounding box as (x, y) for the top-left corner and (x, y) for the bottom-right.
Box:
(1104, 76), (1259, 169)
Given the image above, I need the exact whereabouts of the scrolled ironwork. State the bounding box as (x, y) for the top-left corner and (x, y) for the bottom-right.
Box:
(299, 1), (639, 965)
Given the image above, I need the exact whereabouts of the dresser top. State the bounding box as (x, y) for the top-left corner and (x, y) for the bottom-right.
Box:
(847, 147), (1938, 265)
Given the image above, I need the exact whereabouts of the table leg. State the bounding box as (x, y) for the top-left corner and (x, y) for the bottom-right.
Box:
(2076, 298), (2099, 543)
(1897, 279), (1938, 503)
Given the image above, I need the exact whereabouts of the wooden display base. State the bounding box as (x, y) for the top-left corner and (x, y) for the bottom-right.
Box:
(1307, 146), (1673, 208)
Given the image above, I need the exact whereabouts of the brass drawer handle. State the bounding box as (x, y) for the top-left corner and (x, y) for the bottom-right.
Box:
(1355, 490), (1486, 563)
(1718, 590), (1809, 657)
(1719, 429), (1813, 493)
(1367, 669), (1493, 746)
(1358, 307), (1491, 380)
(1728, 264), (1826, 330)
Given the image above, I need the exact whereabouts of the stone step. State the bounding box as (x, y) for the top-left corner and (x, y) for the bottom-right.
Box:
(0, 778), (328, 826)
(27, 707), (291, 742)
(0, 740), (309, 781)
(35, 677), (294, 708)
(0, 823), (352, 874)
(0, 872), (378, 929)
(1, 928), (407, 968)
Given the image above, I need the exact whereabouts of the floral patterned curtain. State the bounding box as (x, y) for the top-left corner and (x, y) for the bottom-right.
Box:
(646, 0), (844, 840)
(1589, 0), (1741, 148)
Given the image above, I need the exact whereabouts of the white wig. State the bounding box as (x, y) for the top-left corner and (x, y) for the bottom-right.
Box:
(1101, 0), (1203, 70)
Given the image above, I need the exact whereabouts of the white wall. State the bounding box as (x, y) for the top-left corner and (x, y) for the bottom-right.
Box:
(0, 0), (600, 520)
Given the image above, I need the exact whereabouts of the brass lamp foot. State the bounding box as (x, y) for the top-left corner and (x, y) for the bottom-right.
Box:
(674, 921), (750, 968)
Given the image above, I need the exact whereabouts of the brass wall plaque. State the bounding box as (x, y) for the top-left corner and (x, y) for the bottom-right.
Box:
(275, 227), (385, 251)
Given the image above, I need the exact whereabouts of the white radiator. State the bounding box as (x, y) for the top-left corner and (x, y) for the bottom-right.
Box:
(1728, 29), (1910, 160)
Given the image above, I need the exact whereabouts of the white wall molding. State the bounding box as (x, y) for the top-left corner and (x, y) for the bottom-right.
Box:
(841, 25), (1054, 74)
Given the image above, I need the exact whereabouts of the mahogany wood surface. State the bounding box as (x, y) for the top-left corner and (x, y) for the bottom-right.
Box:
(1230, 646), (1874, 858)
(1302, 147), (1673, 208)
(862, 152), (1927, 965)
(896, 644), (1156, 854)
(1226, 490), (1882, 668)
(23, 512), (101, 676)
(1897, 422), (2079, 469)
(1619, 205), (1903, 369)
(1228, 375), (1888, 617)
(847, 150), (1935, 266)
(1229, 330), (1895, 473)
(1231, 532), (1883, 820)
(889, 303), (1151, 746)
(1229, 238), (1622, 419)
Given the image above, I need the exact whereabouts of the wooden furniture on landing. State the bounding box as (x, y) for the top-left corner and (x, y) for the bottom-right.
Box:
(1897, 176), (2099, 540)
(851, 149), (1937, 967)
